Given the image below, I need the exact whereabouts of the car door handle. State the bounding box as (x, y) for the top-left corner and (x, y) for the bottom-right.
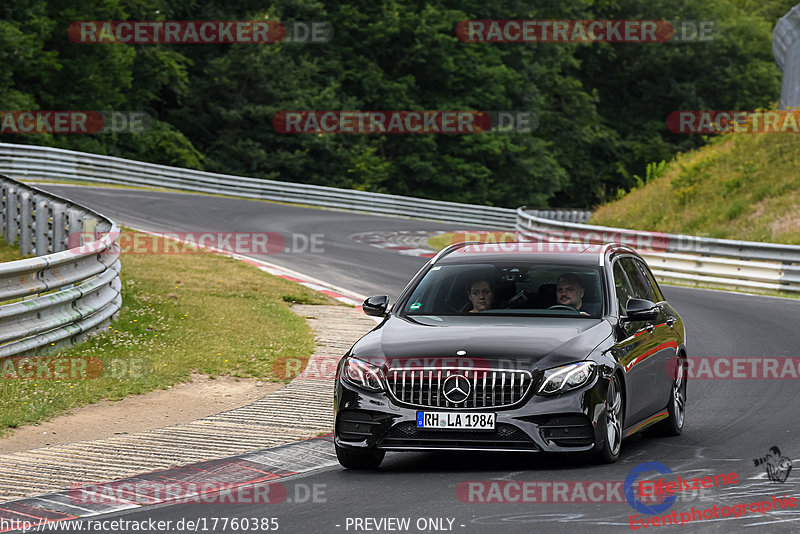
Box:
(666, 317), (676, 328)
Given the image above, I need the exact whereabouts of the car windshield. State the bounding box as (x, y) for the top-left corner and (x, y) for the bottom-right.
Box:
(401, 262), (604, 318)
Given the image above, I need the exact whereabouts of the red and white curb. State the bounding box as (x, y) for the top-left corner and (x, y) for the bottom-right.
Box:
(0, 436), (338, 532)
(351, 230), (443, 259)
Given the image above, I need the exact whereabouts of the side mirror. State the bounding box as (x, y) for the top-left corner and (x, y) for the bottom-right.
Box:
(624, 298), (659, 321)
(363, 295), (389, 317)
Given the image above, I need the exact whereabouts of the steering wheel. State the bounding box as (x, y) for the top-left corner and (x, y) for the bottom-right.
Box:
(500, 289), (532, 309)
(547, 305), (581, 314)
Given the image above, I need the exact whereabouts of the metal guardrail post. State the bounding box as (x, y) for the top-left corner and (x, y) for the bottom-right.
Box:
(34, 195), (49, 256)
(0, 184), (5, 237)
(19, 191), (33, 255)
(5, 186), (17, 247)
(82, 214), (97, 245)
(67, 208), (84, 249)
(52, 203), (66, 252)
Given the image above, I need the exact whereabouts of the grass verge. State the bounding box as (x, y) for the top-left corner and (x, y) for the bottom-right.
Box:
(591, 133), (800, 244)
(0, 237), (32, 262)
(0, 228), (340, 433)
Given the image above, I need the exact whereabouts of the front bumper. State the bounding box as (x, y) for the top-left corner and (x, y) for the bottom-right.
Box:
(334, 376), (610, 453)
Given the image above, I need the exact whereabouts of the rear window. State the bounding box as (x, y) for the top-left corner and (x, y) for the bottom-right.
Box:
(401, 262), (604, 318)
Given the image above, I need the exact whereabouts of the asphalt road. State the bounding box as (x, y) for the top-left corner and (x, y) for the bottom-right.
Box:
(29, 185), (800, 534)
(41, 184), (459, 298)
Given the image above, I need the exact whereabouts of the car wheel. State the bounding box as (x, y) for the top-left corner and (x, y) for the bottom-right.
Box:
(335, 444), (385, 469)
(657, 355), (687, 436)
(594, 374), (624, 463)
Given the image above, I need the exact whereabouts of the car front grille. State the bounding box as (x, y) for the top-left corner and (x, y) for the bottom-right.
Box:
(385, 367), (533, 409)
(380, 422), (537, 450)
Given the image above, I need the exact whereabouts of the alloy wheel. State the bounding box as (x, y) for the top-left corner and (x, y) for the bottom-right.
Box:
(605, 376), (623, 456)
(672, 360), (686, 429)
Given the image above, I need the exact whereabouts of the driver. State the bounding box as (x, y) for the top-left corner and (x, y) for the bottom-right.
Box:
(556, 273), (589, 316)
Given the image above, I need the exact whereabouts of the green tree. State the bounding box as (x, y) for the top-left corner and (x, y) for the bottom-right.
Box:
(572, 0), (783, 203)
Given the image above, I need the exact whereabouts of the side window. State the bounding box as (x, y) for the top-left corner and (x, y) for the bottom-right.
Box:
(612, 261), (635, 315)
(620, 258), (653, 301)
(635, 260), (664, 302)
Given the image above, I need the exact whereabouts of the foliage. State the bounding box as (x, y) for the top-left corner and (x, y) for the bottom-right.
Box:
(570, 0), (783, 205)
(0, 0), (789, 208)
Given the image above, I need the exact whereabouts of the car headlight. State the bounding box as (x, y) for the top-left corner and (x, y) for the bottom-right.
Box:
(538, 362), (596, 395)
(340, 357), (385, 392)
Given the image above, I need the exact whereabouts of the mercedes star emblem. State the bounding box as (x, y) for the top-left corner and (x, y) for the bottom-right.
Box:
(442, 374), (471, 404)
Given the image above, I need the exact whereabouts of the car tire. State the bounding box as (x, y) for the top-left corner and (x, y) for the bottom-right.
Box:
(335, 444), (385, 469)
(654, 355), (687, 436)
(594, 374), (624, 464)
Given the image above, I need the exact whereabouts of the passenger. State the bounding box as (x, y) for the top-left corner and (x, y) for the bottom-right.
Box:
(467, 279), (493, 313)
(556, 273), (589, 315)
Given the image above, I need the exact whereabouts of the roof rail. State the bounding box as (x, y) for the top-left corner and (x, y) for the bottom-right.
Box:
(602, 242), (637, 254)
(429, 240), (485, 264)
(600, 243), (638, 265)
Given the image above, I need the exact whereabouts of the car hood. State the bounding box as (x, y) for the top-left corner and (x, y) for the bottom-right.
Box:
(350, 314), (613, 371)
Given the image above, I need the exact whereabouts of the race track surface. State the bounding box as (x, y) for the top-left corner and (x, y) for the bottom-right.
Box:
(29, 185), (800, 534)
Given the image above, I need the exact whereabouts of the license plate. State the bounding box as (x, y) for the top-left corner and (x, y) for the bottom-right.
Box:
(416, 411), (496, 430)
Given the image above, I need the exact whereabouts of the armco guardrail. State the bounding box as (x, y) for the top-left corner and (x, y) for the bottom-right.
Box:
(0, 143), (592, 228)
(0, 143), (520, 228)
(523, 208), (592, 224)
(0, 175), (121, 358)
(1, 142), (792, 298)
(1, 143), (790, 294)
(517, 208), (800, 293)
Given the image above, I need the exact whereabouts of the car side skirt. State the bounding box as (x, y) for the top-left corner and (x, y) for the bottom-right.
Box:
(624, 410), (669, 437)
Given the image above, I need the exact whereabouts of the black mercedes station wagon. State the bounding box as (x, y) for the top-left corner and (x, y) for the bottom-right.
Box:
(334, 242), (687, 468)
